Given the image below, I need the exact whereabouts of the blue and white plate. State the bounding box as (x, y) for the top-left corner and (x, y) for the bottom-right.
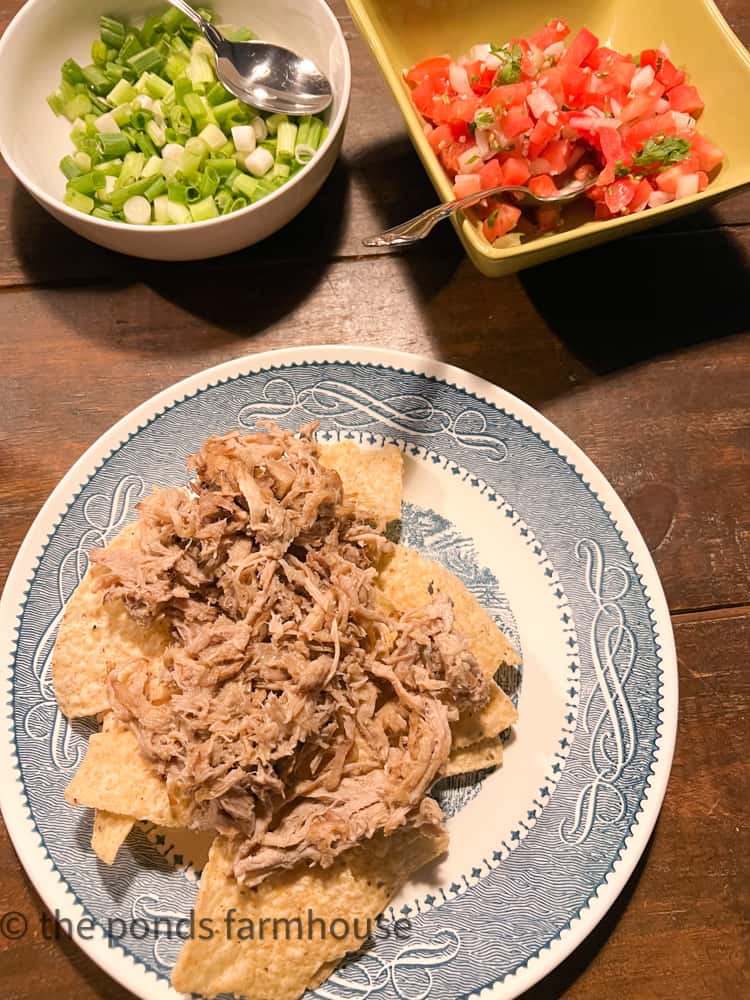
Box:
(0, 346), (677, 999)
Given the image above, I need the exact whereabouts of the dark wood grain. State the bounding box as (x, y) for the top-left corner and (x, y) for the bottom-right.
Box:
(1, 0), (749, 997)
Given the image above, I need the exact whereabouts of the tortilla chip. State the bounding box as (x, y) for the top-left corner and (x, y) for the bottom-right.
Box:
(441, 737), (504, 778)
(171, 827), (448, 1000)
(65, 714), (181, 827)
(377, 545), (519, 753)
(377, 545), (520, 679)
(52, 524), (171, 718)
(451, 682), (518, 749)
(91, 810), (135, 864)
(320, 441), (403, 526)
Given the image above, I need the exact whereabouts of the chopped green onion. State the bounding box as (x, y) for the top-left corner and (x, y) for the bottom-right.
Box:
(167, 198), (192, 224)
(189, 195), (218, 221)
(119, 32), (144, 64)
(107, 79), (137, 106)
(206, 81), (233, 106)
(167, 180), (188, 203)
(60, 155), (84, 180)
(91, 40), (110, 67)
(97, 132), (131, 159)
(231, 174), (258, 200)
(64, 190), (95, 213)
(129, 46), (163, 76)
(265, 113), (288, 136)
(169, 104), (192, 136)
(61, 59), (86, 85)
(276, 122), (298, 163)
(100, 15), (126, 49)
(230, 196), (248, 212)
(161, 7), (186, 34)
(145, 174), (167, 200)
(110, 177), (153, 209)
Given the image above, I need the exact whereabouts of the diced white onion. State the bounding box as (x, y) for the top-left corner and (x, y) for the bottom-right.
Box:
(530, 158), (552, 176)
(675, 173), (700, 198)
(123, 195), (151, 225)
(449, 62), (472, 95)
(161, 158), (180, 180)
(493, 233), (523, 248)
(544, 41), (566, 61)
(454, 173), (482, 196)
(167, 200), (192, 224)
(672, 112), (696, 132)
(655, 98), (670, 114)
(95, 112), (120, 134)
(142, 155), (163, 178)
(162, 143), (184, 162)
(457, 146), (482, 172)
(469, 43), (492, 61)
(475, 129), (491, 158)
(526, 45), (545, 76)
(659, 41), (671, 58)
(199, 123), (227, 151)
(527, 87), (557, 119)
(153, 194), (170, 224)
(232, 125), (256, 152)
(631, 65), (655, 92)
(648, 190), (674, 208)
(250, 116), (269, 141)
(610, 99), (622, 117)
(245, 146), (274, 177)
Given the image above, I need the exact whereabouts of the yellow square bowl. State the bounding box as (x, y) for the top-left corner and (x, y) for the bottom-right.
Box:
(345, 0), (750, 276)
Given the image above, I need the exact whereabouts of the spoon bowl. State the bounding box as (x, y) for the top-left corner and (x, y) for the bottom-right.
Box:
(168, 0), (333, 115)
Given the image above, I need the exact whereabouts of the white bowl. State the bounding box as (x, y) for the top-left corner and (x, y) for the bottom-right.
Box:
(0, 0), (350, 260)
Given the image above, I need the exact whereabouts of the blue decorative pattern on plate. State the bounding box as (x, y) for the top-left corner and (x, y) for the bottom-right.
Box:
(0, 347), (677, 1000)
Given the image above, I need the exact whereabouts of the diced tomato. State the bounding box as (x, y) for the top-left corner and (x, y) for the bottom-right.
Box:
(655, 162), (693, 194)
(586, 184), (606, 203)
(657, 59), (685, 90)
(628, 177), (653, 213)
(537, 205), (562, 230)
(595, 201), (614, 220)
(691, 133), (724, 172)
(619, 93), (660, 124)
(503, 105), (534, 137)
(464, 60), (498, 95)
(439, 141), (468, 176)
(623, 111), (678, 147)
(405, 57), (450, 87)
(478, 158), (504, 189)
(668, 84), (704, 114)
(562, 27), (599, 69)
(482, 202), (522, 241)
(528, 113), (559, 158)
(541, 138), (571, 174)
(599, 127), (625, 164)
(529, 19), (570, 51)
(604, 177), (638, 213)
(410, 78), (439, 118)
(696, 170), (709, 191)
(561, 64), (590, 104)
(453, 173), (482, 198)
(639, 49), (663, 73)
(427, 123), (455, 153)
(586, 47), (636, 88)
(485, 82), (532, 109)
(502, 156), (531, 185)
(528, 174), (558, 198)
(431, 93), (481, 125)
(574, 162), (598, 182)
(597, 161), (617, 186)
(537, 67), (564, 103)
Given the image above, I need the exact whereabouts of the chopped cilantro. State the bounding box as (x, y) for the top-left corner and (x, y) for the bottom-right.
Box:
(595, 71), (609, 78)
(467, 120), (477, 135)
(633, 135), (691, 169)
(633, 54), (641, 67)
(470, 74), (480, 84)
(490, 41), (524, 85)
(474, 107), (495, 128)
(615, 161), (631, 178)
(486, 209), (499, 226)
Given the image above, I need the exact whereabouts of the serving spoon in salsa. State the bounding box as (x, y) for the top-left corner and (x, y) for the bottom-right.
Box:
(363, 177), (597, 248)
(166, 0), (333, 116)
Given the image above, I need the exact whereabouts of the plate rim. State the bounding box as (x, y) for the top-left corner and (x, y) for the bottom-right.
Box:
(0, 344), (678, 1000)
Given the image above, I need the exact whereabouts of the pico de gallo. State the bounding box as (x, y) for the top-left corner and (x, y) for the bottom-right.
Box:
(404, 19), (724, 246)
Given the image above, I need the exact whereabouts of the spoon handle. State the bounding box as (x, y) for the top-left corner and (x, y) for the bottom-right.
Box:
(361, 184), (530, 248)
(166, 0), (224, 50)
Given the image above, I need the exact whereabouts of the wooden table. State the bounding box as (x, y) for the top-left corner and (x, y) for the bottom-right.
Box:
(1, 2), (748, 997)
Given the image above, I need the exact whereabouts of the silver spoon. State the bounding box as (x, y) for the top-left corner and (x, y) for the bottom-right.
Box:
(363, 178), (597, 248)
(166, 0), (333, 116)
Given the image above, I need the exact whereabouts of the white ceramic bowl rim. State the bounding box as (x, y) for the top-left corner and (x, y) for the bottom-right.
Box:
(0, 0), (351, 234)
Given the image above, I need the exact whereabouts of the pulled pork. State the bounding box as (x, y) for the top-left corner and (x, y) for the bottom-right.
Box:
(92, 423), (489, 887)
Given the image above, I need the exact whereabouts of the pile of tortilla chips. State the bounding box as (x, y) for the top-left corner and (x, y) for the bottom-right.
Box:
(53, 439), (520, 1000)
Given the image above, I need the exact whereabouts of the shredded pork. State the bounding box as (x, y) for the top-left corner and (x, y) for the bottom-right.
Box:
(92, 423), (489, 887)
